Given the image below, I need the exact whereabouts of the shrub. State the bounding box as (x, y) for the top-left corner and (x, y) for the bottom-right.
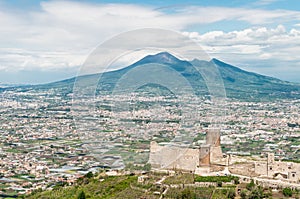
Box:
(283, 187), (293, 197)
(78, 190), (86, 199)
(228, 189), (236, 199)
(248, 187), (264, 199)
(246, 179), (255, 191)
(181, 188), (194, 199)
(240, 190), (247, 199)
(194, 175), (235, 183)
(233, 177), (239, 184)
(84, 171), (94, 178)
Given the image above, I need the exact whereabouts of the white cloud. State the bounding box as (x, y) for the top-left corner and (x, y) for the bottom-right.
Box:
(1, 1), (300, 79)
(183, 24), (300, 51)
(259, 53), (272, 59)
(183, 25), (300, 81)
(0, 48), (87, 72)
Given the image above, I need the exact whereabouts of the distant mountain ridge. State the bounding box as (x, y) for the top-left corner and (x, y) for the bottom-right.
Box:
(4, 52), (300, 100)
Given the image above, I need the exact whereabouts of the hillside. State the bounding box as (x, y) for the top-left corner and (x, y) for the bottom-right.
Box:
(4, 52), (300, 100)
(24, 171), (295, 199)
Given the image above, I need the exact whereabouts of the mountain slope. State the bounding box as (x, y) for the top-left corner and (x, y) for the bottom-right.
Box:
(211, 58), (299, 100)
(6, 52), (300, 100)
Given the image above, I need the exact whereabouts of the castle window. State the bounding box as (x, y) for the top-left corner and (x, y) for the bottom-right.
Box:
(269, 167), (272, 170)
(292, 173), (295, 177)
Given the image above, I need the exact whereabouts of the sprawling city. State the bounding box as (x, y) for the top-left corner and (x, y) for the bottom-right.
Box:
(1, 68), (300, 198)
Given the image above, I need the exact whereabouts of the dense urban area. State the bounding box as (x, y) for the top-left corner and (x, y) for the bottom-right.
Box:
(0, 86), (299, 198)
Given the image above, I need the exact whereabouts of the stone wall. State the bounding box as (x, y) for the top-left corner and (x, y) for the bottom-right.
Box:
(254, 162), (267, 176)
(254, 153), (300, 183)
(199, 145), (210, 166)
(206, 129), (223, 163)
(149, 141), (199, 171)
(206, 128), (221, 147)
(149, 128), (224, 172)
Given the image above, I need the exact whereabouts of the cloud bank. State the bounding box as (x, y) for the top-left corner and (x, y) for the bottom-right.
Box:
(1, 1), (300, 83)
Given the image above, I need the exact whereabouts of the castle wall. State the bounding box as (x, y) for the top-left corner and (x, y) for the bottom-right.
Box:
(149, 128), (224, 172)
(254, 162), (267, 176)
(254, 153), (300, 183)
(149, 141), (199, 171)
(210, 146), (223, 163)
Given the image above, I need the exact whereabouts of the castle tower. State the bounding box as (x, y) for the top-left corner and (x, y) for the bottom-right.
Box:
(267, 153), (275, 165)
(206, 128), (221, 147)
(206, 128), (223, 163)
(199, 145), (210, 166)
(267, 153), (275, 177)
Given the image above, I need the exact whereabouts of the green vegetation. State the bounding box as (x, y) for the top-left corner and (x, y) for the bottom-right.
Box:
(164, 173), (194, 185)
(241, 180), (272, 199)
(125, 163), (152, 171)
(194, 175), (238, 183)
(227, 189), (236, 199)
(77, 190), (86, 199)
(166, 187), (213, 199)
(22, 172), (296, 199)
(282, 159), (300, 163)
(25, 175), (140, 199)
(246, 179), (255, 191)
(212, 188), (236, 199)
(5, 148), (22, 153)
(282, 187), (293, 197)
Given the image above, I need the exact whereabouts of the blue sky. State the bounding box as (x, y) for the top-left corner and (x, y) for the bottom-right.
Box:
(1, 0), (300, 84)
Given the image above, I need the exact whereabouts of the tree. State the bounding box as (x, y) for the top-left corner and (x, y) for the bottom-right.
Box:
(78, 190), (86, 199)
(233, 177), (239, 185)
(84, 171), (93, 178)
(246, 179), (255, 191)
(227, 189), (236, 199)
(248, 187), (264, 199)
(283, 187), (293, 197)
(217, 181), (222, 187)
(240, 190), (247, 199)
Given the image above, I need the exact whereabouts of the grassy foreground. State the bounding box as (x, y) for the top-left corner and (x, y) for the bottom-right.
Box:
(20, 171), (299, 199)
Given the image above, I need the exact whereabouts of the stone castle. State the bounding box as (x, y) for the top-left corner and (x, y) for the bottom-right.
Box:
(149, 128), (225, 172)
(254, 153), (300, 183)
(149, 129), (300, 184)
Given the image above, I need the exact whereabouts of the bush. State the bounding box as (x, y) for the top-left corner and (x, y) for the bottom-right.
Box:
(84, 171), (93, 178)
(283, 187), (293, 197)
(248, 187), (264, 199)
(227, 189), (236, 199)
(181, 188), (194, 199)
(194, 175), (235, 183)
(240, 190), (247, 199)
(77, 190), (86, 199)
(233, 177), (239, 184)
(246, 179), (255, 191)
